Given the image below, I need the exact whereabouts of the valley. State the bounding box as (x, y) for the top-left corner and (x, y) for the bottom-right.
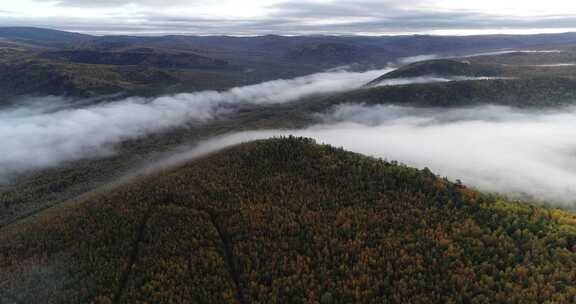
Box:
(3, 27), (576, 303)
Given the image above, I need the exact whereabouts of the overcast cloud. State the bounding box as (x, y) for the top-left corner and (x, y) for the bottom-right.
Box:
(1, 0), (576, 35)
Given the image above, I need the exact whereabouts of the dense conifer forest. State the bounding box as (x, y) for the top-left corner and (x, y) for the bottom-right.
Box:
(3, 137), (576, 303)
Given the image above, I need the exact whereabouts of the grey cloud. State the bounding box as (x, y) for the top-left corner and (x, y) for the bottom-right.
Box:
(265, 0), (576, 33)
(33, 0), (198, 8)
(4, 0), (576, 35)
(269, 0), (436, 19)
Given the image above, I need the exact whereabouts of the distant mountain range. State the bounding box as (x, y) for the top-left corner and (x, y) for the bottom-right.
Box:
(4, 26), (576, 54)
(2, 27), (576, 101)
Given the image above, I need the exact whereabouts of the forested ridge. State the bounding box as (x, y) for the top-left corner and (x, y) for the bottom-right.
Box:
(367, 59), (503, 85)
(304, 77), (576, 110)
(2, 137), (576, 303)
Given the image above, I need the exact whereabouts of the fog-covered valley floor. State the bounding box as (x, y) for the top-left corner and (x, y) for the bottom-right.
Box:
(186, 104), (576, 205)
(0, 68), (391, 180)
(2, 62), (576, 206)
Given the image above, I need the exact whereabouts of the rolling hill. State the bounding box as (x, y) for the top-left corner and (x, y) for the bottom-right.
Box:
(284, 43), (384, 66)
(4, 27), (576, 102)
(309, 53), (576, 110)
(38, 50), (235, 69)
(366, 59), (504, 86)
(2, 137), (576, 303)
(315, 77), (576, 109)
(5, 49), (576, 228)
(5, 48), (576, 230)
(0, 27), (90, 48)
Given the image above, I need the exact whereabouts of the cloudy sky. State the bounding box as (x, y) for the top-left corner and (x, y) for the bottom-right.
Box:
(1, 0), (576, 36)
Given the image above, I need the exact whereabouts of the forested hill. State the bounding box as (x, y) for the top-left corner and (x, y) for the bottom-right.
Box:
(3, 27), (576, 101)
(314, 77), (576, 109)
(2, 137), (576, 303)
(367, 59), (503, 85)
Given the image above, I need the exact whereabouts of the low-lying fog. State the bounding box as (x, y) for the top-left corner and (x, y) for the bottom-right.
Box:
(398, 49), (564, 63)
(180, 104), (576, 206)
(0, 67), (391, 181)
(371, 76), (511, 87)
(2, 62), (576, 206)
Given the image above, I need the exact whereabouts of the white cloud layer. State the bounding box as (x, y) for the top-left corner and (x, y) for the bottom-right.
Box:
(3, 67), (576, 206)
(175, 104), (576, 206)
(0, 67), (390, 181)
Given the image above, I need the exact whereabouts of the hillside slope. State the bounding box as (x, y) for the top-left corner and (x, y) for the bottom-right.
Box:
(367, 59), (503, 85)
(0, 27), (91, 48)
(302, 77), (576, 110)
(0, 56), (257, 101)
(38, 50), (235, 69)
(4, 27), (576, 101)
(2, 137), (576, 303)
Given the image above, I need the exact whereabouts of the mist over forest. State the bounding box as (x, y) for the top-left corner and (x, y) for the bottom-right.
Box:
(4, 21), (576, 303)
(4, 51), (576, 205)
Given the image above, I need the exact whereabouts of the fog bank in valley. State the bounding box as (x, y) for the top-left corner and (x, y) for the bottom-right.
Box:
(0, 68), (390, 181)
(371, 76), (512, 87)
(3, 65), (576, 206)
(182, 104), (576, 205)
